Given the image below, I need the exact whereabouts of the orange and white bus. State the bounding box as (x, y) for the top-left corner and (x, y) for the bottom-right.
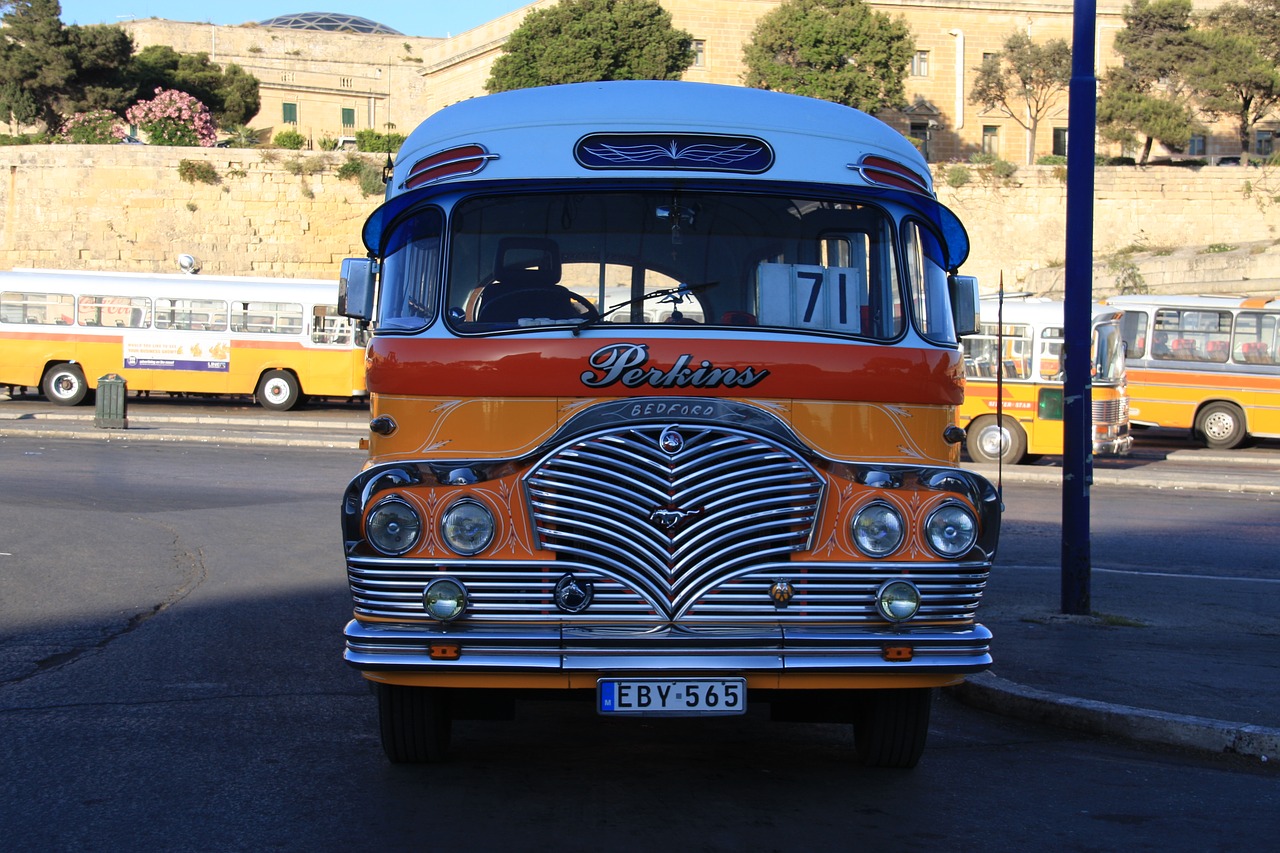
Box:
(0, 269), (368, 410)
(1103, 294), (1280, 448)
(336, 81), (999, 768)
(959, 297), (1131, 464)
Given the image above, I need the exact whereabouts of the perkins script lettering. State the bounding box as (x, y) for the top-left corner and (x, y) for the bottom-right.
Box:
(581, 343), (769, 390)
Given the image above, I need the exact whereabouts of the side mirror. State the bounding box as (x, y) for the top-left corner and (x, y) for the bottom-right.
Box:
(338, 258), (376, 321)
(949, 274), (981, 337)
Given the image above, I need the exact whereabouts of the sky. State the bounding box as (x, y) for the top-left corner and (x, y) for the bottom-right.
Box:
(57, 1), (533, 39)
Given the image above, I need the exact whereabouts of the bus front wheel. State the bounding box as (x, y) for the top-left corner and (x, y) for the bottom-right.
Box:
(376, 683), (452, 764)
(42, 363), (88, 406)
(966, 416), (1027, 465)
(1194, 402), (1246, 450)
(852, 688), (933, 768)
(256, 370), (301, 411)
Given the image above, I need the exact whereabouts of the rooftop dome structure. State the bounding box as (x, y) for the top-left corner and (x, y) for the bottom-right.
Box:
(257, 12), (402, 35)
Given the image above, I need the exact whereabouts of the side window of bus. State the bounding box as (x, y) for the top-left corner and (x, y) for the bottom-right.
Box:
(961, 322), (1031, 378)
(1233, 311), (1278, 365)
(902, 220), (957, 344)
(155, 298), (228, 331)
(1, 290), (74, 325)
(231, 301), (303, 335)
(1120, 310), (1148, 358)
(310, 305), (356, 345)
(1152, 308), (1230, 362)
(380, 208), (443, 331)
(77, 295), (151, 328)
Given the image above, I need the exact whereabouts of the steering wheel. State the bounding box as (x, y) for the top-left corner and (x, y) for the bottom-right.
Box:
(475, 285), (600, 324)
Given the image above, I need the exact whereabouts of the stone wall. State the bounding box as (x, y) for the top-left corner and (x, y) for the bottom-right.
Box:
(3, 146), (1279, 294)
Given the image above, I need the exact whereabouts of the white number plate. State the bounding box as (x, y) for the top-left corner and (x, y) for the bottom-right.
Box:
(597, 678), (746, 716)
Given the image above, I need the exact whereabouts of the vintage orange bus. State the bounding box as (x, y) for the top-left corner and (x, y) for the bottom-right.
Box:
(959, 297), (1131, 464)
(1104, 294), (1280, 448)
(336, 81), (999, 768)
(0, 269), (367, 410)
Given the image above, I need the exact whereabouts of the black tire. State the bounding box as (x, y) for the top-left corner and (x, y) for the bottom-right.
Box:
(853, 688), (933, 768)
(41, 363), (89, 406)
(376, 683), (451, 764)
(256, 369), (301, 411)
(1193, 402), (1246, 449)
(965, 415), (1027, 465)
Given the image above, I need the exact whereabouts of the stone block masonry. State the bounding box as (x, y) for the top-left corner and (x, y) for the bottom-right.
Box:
(3, 146), (1280, 295)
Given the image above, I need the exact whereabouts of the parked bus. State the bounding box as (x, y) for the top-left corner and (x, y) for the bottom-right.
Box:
(1103, 294), (1280, 448)
(0, 269), (368, 410)
(959, 297), (1131, 464)
(336, 81), (999, 768)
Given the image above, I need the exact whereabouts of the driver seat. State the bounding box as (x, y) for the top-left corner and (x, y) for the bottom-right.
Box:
(477, 237), (583, 323)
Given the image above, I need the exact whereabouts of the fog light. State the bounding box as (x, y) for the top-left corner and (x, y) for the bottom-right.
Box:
(424, 578), (467, 622)
(876, 580), (921, 622)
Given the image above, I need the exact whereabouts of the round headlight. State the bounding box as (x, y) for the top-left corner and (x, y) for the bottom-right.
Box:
(924, 503), (978, 558)
(440, 499), (495, 555)
(876, 580), (921, 622)
(366, 497), (421, 555)
(851, 502), (905, 558)
(424, 577), (468, 622)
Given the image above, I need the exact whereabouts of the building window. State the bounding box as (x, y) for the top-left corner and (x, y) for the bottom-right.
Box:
(692, 40), (706, 67)
(340, 77), (353, 88)
(281, 71), (295, 84)
(282, 103), (298, 124)
(1188, 135), (1206, 156)
(1052, 127), (1068, 157)
(982, 125), (1000, 156)
(909, 121), (931, 162)
(341, 108), (356, 129)
(911, 50), (929, 77)
(1256, 130), (1273, 157)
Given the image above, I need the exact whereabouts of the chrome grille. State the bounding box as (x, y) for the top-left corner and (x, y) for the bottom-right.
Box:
(1093, 396), (1128, 425)
(524, 424), (824, 612)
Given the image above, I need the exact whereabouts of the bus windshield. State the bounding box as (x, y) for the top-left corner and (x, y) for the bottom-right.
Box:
(1094, 320), (1126, 384)
(415, 189), (958, 343)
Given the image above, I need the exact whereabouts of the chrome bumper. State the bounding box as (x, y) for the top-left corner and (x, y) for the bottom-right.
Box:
(344, 619), (993, 674)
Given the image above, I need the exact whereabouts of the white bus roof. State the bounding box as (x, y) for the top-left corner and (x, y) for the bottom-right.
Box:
(0, 268), (334, 297)
(979, 296), (1121, 327)
(1104, 294), (1280, 311)
(365, 81), (969, 269)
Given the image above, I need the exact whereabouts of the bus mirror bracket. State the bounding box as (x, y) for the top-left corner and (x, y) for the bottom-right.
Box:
(339, 258), (376, 321)
(950, 274), (980, 337)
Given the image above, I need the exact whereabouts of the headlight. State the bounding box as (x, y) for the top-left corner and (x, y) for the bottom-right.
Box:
(851, 502), (905, 558)
(924, 503), (978, 558)
(440, 499), (495, 555)
(366, 497), (421, 555)
(424, 577), (468, 621)
(876, 580), (921, 622)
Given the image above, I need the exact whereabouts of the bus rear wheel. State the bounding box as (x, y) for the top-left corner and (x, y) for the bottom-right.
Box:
(1194, 402), (1246, 449)
(42, 363), (88, 406)
(966, 415), (1027, 465)
(256, 370), (301, 411)
(853, 688), (933, 768)
(376, 683), (452, 764)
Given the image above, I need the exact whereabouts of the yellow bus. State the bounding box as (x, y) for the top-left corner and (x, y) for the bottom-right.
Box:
(1103, 294), (1280, 448)
(959, 298), (1131, 464)
(335, 81), (999, 768)
(0, 269), (367, 410)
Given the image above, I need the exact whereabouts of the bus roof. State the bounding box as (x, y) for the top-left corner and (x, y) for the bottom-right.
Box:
(1103, 294), (1280, 311)
(365, 81), (969, 269)
(979, 296), (1121, 327)
(0, 268), (335, 298)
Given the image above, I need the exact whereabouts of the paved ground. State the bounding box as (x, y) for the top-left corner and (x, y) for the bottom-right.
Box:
(3, 394), (1277, 767)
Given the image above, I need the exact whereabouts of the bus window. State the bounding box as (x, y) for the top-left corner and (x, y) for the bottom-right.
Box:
(1153, 307), (1231, 362)
(379, 208), (443, 331)
(1, 290), (74, 325)
(77, 295), (151, 328)
(155, 297), (228, 331)
(231, 301), (303, 335)
(1234, 312), (1278, 364)
(1120, 310), (1148, 358)
(902, 221), (956, 345)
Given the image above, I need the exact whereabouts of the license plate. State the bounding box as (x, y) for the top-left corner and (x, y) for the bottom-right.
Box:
(597, 678), (746, 716)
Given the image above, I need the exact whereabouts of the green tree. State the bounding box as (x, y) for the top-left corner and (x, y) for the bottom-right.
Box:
(1097, 0), (1204, 163)
(969, 32), (1072, 165)
(742, 0), (914, 113)
(62, 21), (136, 116)
(0, 0), (76, 131)
(129, 45), (260, 127)
(485, 0), (693, 93)
(1186, 25), (1280, 156)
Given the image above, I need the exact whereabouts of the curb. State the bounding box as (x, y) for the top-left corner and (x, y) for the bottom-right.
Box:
(0, 425), (362, 450)
(949, 671), (1279, 762)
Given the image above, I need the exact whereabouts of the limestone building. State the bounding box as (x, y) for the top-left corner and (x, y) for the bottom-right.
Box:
(121, 0), (1251, 165)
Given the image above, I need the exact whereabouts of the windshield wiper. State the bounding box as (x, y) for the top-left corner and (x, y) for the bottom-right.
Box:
(571, 281), (717, 336)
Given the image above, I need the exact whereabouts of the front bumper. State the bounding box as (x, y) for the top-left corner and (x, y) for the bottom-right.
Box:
(344, 619), (993, 677)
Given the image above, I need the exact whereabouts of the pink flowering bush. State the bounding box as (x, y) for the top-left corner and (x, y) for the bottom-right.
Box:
(125, 88), (217, 147)
(57, 109), (124, 144)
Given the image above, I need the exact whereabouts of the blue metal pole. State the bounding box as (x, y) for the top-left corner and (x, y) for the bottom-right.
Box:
(1062, 0), (1097, 615)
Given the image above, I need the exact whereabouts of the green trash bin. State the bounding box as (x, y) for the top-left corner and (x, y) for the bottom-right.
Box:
(95, 373), (128, 429)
